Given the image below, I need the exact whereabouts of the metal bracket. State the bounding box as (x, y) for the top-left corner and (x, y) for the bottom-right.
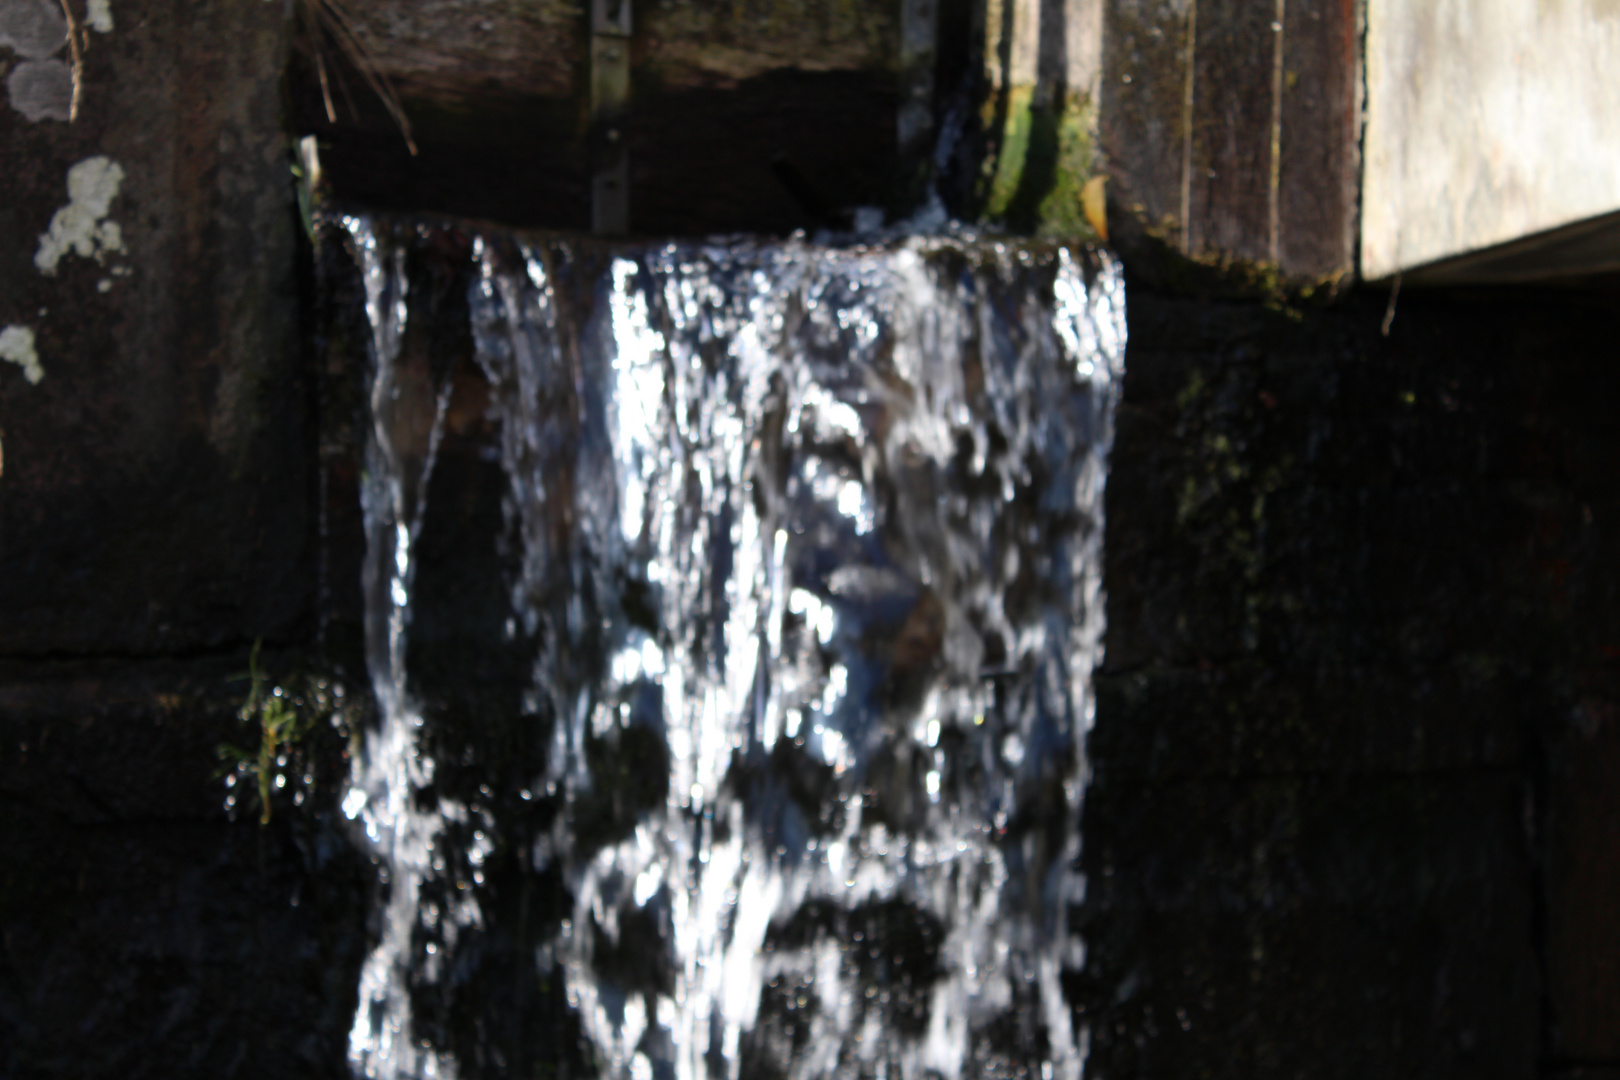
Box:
(591, 0), (631, 235)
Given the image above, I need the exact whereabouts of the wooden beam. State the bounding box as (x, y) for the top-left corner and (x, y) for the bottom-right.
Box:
(1099, 0), (1195, 244)
(295, 0), (902, 235)
(1100, 0), (1358, 284)
(1277, 0), (1359, 280)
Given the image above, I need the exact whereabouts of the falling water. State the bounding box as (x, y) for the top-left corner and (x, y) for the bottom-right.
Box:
(342, 217), (466, 1080)
(336, 216), (1125, 1080)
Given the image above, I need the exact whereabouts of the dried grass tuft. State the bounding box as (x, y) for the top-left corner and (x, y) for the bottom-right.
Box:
(296, 0), (418, 155)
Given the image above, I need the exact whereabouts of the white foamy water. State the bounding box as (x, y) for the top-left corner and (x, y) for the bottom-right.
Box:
(341, 216), (468, 1080)
(339, 219), (1124, 1080)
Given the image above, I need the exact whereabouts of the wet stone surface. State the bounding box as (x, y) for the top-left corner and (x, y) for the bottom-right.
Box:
(0, 656), (368, 1079)
(0, 0), (305, 657)
(1078, 282), (1620, 1079)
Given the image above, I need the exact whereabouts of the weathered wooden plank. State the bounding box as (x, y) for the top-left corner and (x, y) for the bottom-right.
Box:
(1098, 0), (1192, 240)
(332, 0), (586, 104)
(637, 0), (897, 87)
(329, 0), (901, 105)
(1277, 0), (1358, 282)
(1100, 0), (1358, 282)
(1185, 0), (1275, 264)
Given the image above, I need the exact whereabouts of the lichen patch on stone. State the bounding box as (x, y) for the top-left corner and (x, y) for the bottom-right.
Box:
(36, 156), (127, 275)
(7, 57), (72, 120)
(0, 0), (74, 122)
(0, 0), (67, 60)
(0, 324), (44, 384)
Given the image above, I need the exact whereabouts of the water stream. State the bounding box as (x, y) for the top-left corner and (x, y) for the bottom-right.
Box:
(336, 217), (1125, 1080)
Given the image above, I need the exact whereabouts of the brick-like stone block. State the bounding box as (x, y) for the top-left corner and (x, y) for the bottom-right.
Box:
(1077, 773), (1539, 1080)
(0, 659), (365, 1077)
(0, 0), (307, 656)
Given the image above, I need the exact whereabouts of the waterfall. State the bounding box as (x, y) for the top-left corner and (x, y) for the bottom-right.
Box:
(336, 217), (1125, 1080)
(341, 216), (466, 1080)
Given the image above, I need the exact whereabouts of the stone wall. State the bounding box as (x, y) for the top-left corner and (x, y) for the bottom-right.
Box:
(0, 0), (304, 655)
(1081, 280), (1620, 1078)
(0, 1), (367, 1074)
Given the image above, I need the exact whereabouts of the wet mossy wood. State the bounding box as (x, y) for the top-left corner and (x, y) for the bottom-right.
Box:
(970, 0), (1106, 240)
(1099, 0), (1358, 285)
(0, 0), (307, 655)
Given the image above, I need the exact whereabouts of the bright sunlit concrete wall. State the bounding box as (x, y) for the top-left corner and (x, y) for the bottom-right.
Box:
(1362, 0), (1620, 279)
